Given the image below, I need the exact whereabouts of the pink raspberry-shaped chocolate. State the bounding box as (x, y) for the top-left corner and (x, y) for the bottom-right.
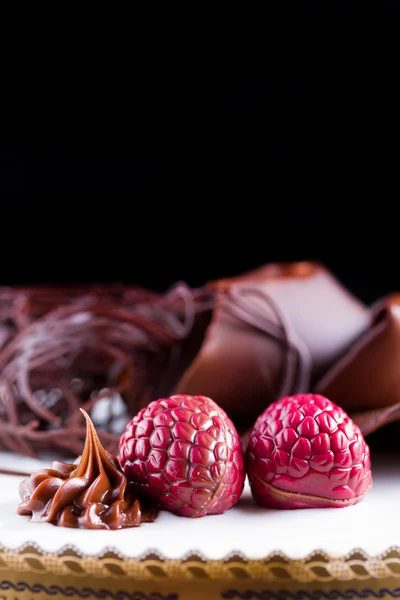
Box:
(246, 394), (372, 509)
(119, 395), (245, 517)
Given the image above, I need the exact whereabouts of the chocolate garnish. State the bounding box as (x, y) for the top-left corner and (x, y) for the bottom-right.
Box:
(17, 409), (158, 529)
(0, 468), (31, 477)
(315, 295), (400, 435)
(0, 283), (212, 457)
(175, 262), (370, 433)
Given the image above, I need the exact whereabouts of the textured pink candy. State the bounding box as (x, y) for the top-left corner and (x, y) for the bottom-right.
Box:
(119, 395), (245, 517)
(246, 394), (372, 509)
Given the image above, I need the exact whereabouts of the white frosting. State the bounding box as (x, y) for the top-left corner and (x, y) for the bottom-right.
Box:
(0, 451), (396, 560)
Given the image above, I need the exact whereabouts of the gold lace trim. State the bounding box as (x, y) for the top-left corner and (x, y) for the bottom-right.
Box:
(1, 544), (400, 582)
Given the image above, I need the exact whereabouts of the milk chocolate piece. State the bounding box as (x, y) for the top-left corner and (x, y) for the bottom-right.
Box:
(175, 262), (370, 433)
(316, 295), (400, 435)
(17, 410), (158, 529)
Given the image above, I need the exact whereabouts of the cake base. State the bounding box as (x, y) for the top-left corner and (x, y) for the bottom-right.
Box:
(1, 452), (399, 599)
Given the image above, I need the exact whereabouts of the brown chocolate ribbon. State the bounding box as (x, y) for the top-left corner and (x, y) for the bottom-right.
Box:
(224, 286), (313, 398)
(0, 283), (211, 458)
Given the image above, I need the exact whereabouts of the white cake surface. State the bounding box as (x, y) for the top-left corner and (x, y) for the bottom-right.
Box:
(0, 451), (397, 560)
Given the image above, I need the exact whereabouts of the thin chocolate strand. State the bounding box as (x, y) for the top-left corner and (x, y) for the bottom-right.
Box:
(0, 468), (31, 477)
(0, 283), (209, 457)
(225, 286), (313, 399)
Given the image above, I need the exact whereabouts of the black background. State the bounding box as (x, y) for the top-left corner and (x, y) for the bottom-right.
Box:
(1, 75), (399, 306)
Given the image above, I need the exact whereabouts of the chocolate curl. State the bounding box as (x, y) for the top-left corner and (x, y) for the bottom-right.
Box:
(315, 295), (400, 435)
(175, 262), (370, 434)
(0, 283), (212, 458)
(0, 285), (159, 336)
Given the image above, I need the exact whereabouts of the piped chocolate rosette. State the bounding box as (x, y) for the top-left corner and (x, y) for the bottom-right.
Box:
(17, 409), (158, 529)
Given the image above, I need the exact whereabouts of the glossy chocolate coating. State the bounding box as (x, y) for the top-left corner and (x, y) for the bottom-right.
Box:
(316, 295), (400, 435)
(246, 394), (372, 509)
(119, 394), (245, 518)
(17, 410), (158, 529)
(175, 262), (370, 433)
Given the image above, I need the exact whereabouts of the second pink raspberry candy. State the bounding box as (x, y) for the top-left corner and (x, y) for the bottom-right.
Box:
(246, 393), (372, 509)
(119, 395), (246, 517)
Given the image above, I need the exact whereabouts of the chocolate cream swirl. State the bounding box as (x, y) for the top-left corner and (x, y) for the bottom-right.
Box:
(17, 409), (158, 529)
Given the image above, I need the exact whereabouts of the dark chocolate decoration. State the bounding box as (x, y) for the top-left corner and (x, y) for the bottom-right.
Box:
(17, 410), (158, 529)
(315, 295), (400, 435)
(0, 468), (31, 477)
(175, 262), (370, 434)
(0, 283), (212, 457)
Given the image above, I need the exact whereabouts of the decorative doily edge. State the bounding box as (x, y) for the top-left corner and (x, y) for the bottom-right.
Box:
(2, 543), (400, 582)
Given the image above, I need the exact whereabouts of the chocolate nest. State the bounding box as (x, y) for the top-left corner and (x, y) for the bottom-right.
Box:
(0, 284), (212, 457)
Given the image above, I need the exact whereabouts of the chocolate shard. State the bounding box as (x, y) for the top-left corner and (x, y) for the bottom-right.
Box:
(315, 295), (400, 435)
(174, 262), (370, 434)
